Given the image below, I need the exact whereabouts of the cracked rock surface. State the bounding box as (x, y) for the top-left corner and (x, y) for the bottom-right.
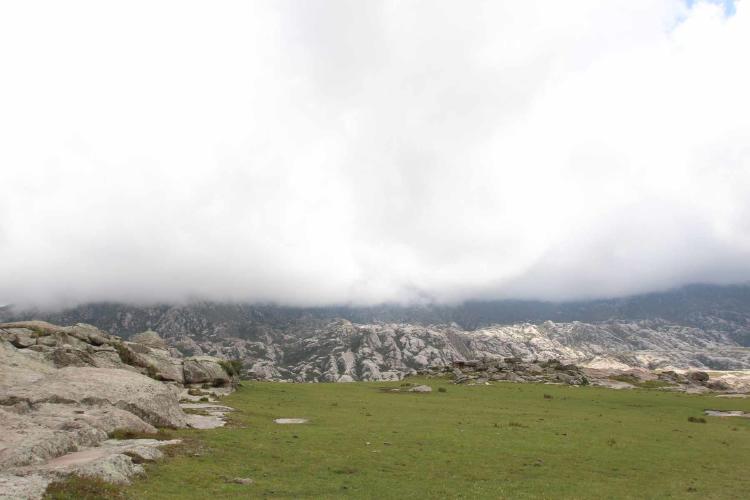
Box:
(0, 321), (237, 499)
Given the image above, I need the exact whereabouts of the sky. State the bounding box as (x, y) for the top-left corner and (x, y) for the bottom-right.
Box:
(1, 0), (749, 308)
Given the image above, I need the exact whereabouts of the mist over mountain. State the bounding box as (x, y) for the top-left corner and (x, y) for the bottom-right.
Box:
(2, 1), (750, 309)
(5, 284), (749, 345)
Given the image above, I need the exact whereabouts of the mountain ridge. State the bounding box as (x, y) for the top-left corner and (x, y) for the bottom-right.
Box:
(4, 284), (750, 381)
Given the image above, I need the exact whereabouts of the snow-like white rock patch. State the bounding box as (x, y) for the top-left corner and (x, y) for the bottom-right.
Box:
(274, 418), (308, 424)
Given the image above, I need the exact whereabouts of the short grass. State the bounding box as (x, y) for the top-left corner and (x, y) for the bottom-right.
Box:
(125, 378), (750, 499)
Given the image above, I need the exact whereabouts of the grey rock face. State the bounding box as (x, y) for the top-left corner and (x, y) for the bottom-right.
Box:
(131, 330), (168, 350)
(409, 385), (432, 393)
(143, 318), (750, 382)
(0, 438), (181, 499)
(182, 356), (232, 385)
(7, 300), (750, 385)
(0, 321), (210, 498)
(3, 367), (187, 429)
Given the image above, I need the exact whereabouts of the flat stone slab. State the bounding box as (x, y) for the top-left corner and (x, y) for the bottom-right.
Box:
(715, 394), (749, 399)
(186, 414), (226, 429)
(181, 401), (236, 429)
(12, 439), (181, 473)
(592, 380), (635, 390)
(274, 418), (308, 424)
(704, 410), (750, 418)
(181, 403), (234, 411)
(0, 473), (49, 500)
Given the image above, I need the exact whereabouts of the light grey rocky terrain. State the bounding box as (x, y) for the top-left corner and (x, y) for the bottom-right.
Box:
(164, 319), (750, 382)
(6, 284), (749, 383)
(0, 321), (237, 499)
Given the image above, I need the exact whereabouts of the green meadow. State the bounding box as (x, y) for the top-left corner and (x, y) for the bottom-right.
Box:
(62, 378), (750, 499)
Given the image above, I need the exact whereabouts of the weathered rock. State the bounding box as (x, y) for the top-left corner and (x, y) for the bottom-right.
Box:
(704, 410), (750, 418)
(131, 330), (168, 350)
(229, 477), (254, 485)
(0, 474), (48, 500)
(182, 356), (232, 386)
(706, 380), (731, 391)
(274, 418), (308, 424)
(409, 385), (432, 393)
(181, 403), (233, 429)
(0, 403), (155, 469)
(124, 342), (185, 383)
(0, 321), (238, 499)
(687, 371), (710, 383)
(2, 367), (187, 430)
(84, 316), (750, 383)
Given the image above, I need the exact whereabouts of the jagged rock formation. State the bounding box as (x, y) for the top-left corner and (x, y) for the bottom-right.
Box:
(8, 305), (750, 382)
(0, 321), (237, 499)
(443, 357), (736, 393)
(447, 358), (590, 386)
(151, 319), (749, 382)
(6, 284), (748, 382)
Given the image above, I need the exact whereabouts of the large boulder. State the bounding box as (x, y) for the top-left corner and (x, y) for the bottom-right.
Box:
(687, 371), (710, 384)
(0, 404), (155, 469)
(0, 322), (129, 371)
(183, 356), (232, 386)
(2, 367), (187, 429)
(121, 341), (185, 383)
(131, 330), (168, 350)
(0, 322), (201, 497)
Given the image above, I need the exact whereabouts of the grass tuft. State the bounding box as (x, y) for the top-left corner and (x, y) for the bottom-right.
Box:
(108, 428), (174, 440)
(43, 475), (127, 500)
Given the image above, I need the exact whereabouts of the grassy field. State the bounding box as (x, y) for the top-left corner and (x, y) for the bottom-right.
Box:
(122, 378), (750, 499)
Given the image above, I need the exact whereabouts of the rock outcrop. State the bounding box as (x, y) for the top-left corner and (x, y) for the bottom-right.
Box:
(447, 358), (590, 386)
(182, 356), (233, 386)
(145, 319), (750, 383)
(0, 321), (237, 499)
(7, 286), (750, 383)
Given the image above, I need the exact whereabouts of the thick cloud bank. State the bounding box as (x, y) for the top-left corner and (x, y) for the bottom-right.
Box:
(1, 1), (749, 307)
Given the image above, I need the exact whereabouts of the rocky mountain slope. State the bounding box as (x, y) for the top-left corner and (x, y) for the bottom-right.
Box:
(167, 319), (750, 382)
(5, 285), (750, 382)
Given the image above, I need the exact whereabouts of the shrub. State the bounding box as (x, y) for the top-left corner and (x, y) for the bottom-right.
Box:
(144, 364), (160, 380)
(108, 428), (174, 440)
(219, 359), (243, 377)
(43, 475), (127, 499)
(688, 416), (707, 424)
(438, 387), (447, 393)
(29, 325), (53, 338)
(543, 394), (553, 399)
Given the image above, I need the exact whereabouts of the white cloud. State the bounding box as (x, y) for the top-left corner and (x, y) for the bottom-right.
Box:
(0, 0), (748, 307)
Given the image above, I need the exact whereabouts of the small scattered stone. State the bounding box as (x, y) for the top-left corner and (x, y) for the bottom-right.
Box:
(274, 418), (308, 424)
(229, 477), (254, 485)
(409, 385), (432, 393)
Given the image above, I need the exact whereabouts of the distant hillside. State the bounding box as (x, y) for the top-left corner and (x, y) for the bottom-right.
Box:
(3, 284), (750, 381)
(4, 284), (750, 345)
